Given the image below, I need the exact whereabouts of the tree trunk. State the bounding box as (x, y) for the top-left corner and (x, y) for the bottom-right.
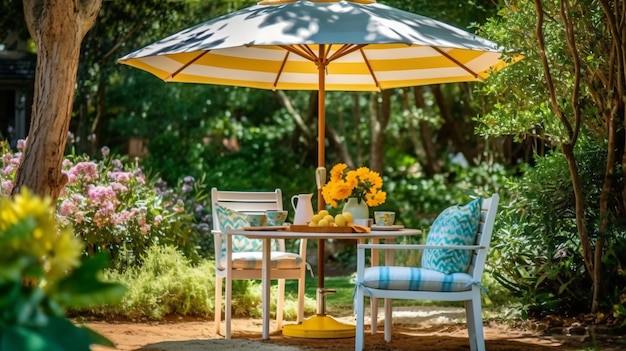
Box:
(351, 93), (364, 167)
(432, 84), (477, 165)
(16, 0), (102, 201)
(326, 125), (353, 168)
(534, 0), (602, 312)
(369, 90), (391, 173)
(412, 86), (441, 176)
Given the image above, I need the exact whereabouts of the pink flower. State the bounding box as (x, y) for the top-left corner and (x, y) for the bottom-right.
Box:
(112, 210), (135, 225)
(2, 165), (14, 175)
(2, 153), (13, 166)
(135, 174), (146, 184)
(109, 182), (128, 193)
(59, 194), (85, 216)
(140, 224), (150, 234)
(59, 199), (78, 216)
(1, 180), (13, 195)
(94, 201), (116, 227)
(107, 171), (132, 183)
(74, 211), (84, 224)
(68, 162), (99, 184)
(16, 139), (26, 151)
(87, 185), (118, 206)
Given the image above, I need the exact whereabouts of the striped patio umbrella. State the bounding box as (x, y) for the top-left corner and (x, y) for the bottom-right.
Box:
(118, 0), (517, 338)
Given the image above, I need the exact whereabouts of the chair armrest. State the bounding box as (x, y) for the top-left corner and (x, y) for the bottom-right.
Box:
(357, 243), (484, 251)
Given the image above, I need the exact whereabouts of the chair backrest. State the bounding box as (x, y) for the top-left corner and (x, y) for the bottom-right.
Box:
(211, 188), (283, 232)
(467, 194), (499, 280)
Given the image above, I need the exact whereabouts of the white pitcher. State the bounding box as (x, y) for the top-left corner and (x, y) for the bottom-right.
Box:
(291, 193), (314, 225)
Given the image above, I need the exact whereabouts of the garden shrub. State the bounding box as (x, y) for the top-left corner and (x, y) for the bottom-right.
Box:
(0, 140), (212, 268)
(76, 245), (214, 319)
(490, 137), (626, 318)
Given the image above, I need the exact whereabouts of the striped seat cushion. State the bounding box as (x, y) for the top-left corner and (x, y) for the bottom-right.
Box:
(217, 251), (302, 271)
(421, 198), (482, 274)
(362, 266), (473, 292)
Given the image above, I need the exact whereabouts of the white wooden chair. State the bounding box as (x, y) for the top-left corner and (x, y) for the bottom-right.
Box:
(355, 194), (499, 351)
(211, 188), (308, 339)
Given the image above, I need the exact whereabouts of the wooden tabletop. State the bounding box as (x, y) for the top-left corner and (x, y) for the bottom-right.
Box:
(221, 227), (422, 240)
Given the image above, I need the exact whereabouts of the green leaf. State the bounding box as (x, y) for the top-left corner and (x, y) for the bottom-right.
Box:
(0, 281), (20, 307)
(0, 326), (64, 351)
(0, 255), (38, 283)
(54, 252), (127, 308)
(0, 217), (37, 243)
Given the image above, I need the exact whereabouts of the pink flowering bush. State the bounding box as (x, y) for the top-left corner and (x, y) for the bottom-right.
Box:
(0, 140), (210, 266)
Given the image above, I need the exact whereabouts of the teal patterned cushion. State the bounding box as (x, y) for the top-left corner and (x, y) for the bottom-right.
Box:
(363, 266), (473, 292)
(421, 198), (482, 274)
(215, 205), (265, 253)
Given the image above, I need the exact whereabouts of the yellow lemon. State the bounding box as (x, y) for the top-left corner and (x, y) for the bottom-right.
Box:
(319, 210), (329, 217)
(311, 214), (322, 223)
(324, 215), (334, 223)
(308, 221), (317, 227)
(342, 212), (353, 224)
(318, 219), (329, 227)
(335, 214), (347, 227)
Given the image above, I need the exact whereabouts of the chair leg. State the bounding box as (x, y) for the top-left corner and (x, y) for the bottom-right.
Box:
(370, 297), (378, 334)
(296, 272), (305, 323)
(355, 285), (365, 351)
(225, 276), (232, 339)
(465, 296), (485, 351)
(277, 278), (285, 331)
(214, 277), (222, 335)
(383, 298), (392, 342)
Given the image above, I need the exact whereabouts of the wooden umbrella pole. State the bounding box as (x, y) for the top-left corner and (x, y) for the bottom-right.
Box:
(316, 44), (328, 314)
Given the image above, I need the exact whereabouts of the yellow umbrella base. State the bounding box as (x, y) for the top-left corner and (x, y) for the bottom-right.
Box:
(282, 315), (356, 339)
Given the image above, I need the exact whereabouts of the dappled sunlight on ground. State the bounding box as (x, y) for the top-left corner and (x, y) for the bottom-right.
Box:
(87, 306), (625, 351)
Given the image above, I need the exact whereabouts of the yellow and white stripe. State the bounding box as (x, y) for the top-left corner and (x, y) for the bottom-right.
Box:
(119, 0), (515, 92)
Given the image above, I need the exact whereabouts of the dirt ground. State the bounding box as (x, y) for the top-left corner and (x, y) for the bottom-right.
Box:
(87, 307), (626, 351)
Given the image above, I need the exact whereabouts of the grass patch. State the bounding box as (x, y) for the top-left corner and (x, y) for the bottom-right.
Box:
(72, 245), (215, 320)
(71, 247), (514, 322)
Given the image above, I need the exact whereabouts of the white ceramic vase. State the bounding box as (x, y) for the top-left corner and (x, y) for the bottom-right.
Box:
(342, 197), (369, 219)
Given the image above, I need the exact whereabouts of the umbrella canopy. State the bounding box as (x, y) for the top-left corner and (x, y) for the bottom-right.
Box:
(119, 0), (508, 91)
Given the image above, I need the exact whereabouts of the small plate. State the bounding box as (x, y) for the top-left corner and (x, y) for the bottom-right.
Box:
(243, 225), (289, 231)
(371, 225), (404, 231)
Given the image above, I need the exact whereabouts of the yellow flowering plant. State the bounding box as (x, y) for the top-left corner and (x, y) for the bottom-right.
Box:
(0, 188), (126, 351)
(322, 163), (387, 208)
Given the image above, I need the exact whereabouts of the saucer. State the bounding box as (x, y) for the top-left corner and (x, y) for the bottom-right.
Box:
(370, 225), (404, 231)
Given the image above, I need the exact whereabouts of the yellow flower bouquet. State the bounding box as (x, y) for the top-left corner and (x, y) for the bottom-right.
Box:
(322, 163), (386, 208)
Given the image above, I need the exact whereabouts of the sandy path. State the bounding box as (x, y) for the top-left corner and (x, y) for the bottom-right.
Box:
(87, 307), (623, 351)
